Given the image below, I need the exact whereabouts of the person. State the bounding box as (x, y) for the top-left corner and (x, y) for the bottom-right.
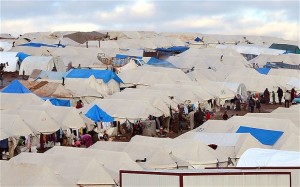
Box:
(284, 90), (291, 108)
(291, 88), (296, 102)
(222, 111), (228, 120)
(248, 97), (255, 113)
(188, 110), (195, 129)
(194, 109), (204, 128)
(80, 134), (92, 148)
(77, 64), (81, 69)
(263, 88), (270, 104)
(103, 130), (109, 141)
(255, 98), (261, 113)
(76, 100), (84, 109)
(277, 87), (283, 105)
(271, 91), (276, 104)
(205, 110), (211, 121)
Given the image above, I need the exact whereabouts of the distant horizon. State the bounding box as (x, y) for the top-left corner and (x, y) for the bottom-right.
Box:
(1, 1), (299, 41)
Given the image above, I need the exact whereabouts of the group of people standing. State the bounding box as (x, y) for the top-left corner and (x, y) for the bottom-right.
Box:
(276, 87), (297, 108)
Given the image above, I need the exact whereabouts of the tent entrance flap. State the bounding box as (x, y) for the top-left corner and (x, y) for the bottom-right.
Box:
(236, 126), (283, 146)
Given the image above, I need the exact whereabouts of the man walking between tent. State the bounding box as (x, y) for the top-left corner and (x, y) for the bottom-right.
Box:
(284, 90), (291, 108)
(277, 87), (283, 105)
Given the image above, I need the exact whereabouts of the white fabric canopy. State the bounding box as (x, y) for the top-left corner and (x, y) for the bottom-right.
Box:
(237, 148), (300, 167)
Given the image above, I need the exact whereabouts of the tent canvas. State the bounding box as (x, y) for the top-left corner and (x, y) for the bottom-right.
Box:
(65, 69), (123, 83)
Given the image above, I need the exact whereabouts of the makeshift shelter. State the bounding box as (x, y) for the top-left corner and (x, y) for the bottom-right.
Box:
(146, 58), (177, 68)
(19, 56), (65, 75)
(63, 31), (107, 44)
(65, 69), (122, 94)
(269, 43), (300, 54)
(237, 148), (300, 167)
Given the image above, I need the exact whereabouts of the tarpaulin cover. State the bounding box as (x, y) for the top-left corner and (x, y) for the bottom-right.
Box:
(42, 97), (71, 107)
(18, 42), (65, 48)
(147, 57), (177, 68)
(256, 68), (271, 75)
(236, 126), (283, 145)
(65, 69), (123, 83)
(85, 105), (114, 122)
(16, 52), (30, 62)
(194, 37), (202, 42)
(156, 46), (189, 53)
(116, 54), (142, 59)
(1, 80), (31, 93)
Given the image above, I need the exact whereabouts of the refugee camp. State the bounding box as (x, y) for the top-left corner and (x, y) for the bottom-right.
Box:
(0, 1), (299, 187)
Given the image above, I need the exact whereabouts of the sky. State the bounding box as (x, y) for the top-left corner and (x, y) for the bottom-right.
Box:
(0, 0), (299, 40)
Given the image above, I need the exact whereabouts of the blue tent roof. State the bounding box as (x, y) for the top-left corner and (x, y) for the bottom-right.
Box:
(256, 68), (271, 75)
(65, 69), (123, 83)
(194, 37), (202, 42)
(116, 54), (142, 59)
(42, 97), (71, 107)
(1, 80), (31, 93)
(156, 46), (189, 53)
(236, 126), (284, 145)
(18, 42), (65, 48)
(147, 57), (177, 68)
(85, 105), (114, 122)
(16, 52), (30, 62)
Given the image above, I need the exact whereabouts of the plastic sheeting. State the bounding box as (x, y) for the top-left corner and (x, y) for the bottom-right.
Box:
(85, 104), (114, 122)
(237, 148), (300, 167)
(236, 126), (284, 145)
(42, 97), (71, 107)
(65, 69), (123, 83)
(16, 52), (30, 62)
(256, 68), (271, 75)
(1, 80), (31, 93)
(146, 57), (177, 68)
(18, 42), (65, 48)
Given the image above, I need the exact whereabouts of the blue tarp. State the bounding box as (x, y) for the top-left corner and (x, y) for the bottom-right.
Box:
(1, 80), (31, 93)
(85, 105), (114, 122)
(156, 46), (189, 53)
(116, 54), (142, 59)
(236, 126), (284, 145)
(256, 68), (271, 75)
(18, 42), (65, 48)
(42, 97), (71, 107)
(65, 69), (123, 83)
(194, 37), (202, 42)
(147, 57), (177, 68)
(16, 52), (30, 62)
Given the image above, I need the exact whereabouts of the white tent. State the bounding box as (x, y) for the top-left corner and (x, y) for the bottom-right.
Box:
(237, 148), (300, 167)
(19, 56), (65, 75)
(0, 93), (44, 110)
(0, 161), (74, 187)
(81, 98), (164, 122)
(0, 52), (19, 72)
(18, 102), (85, 129)
(0, 113), (33, 140)
(11, 152), (115, 186)
(45, 146), (143, 184)
(216, 44), (285, 55)
(0, 41), (13, 51)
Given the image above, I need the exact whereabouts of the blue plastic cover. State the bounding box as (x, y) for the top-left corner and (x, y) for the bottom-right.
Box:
(42, 97), (71, 107)
(147, 57), (177, 68)
(16, 52), (30, 62)
(116, 54), (142, 59)
(85, 105), (114, 122)
(1, 80), (31, 93)
(18, 42), (65, 48)
(236, 126), (284, 145)
(194, 37), (202, 42)
(156, 46), (189, 53)
(65, 69), (123, 83)
(256, 68), (271, 75)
